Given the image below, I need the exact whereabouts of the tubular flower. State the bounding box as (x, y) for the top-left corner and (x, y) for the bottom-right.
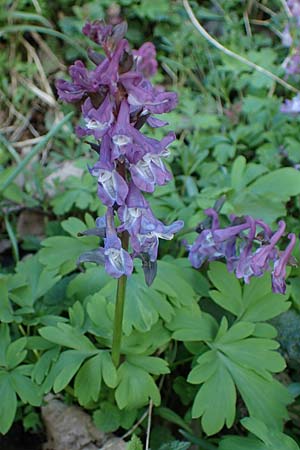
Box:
(56, 19), (183, 281)
(188, 209), (297, 294)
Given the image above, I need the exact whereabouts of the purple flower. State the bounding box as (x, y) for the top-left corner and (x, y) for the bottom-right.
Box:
(76, 95), (114, 139)
(283, 51), (300, 75)
(58, 20), (181, 283)
(282, 25), (293, 47)
(56, 61), (100, 103)
(117, 182), (149, 235)
(249, 220), (286, 277)
(109, 100), (163, 160)
(272, 233), (296, 294)
(131, 217), (183, 262)
(188, 209), (222, 268)
(89, 136), (128, 206)
(103, 209), (133, 278)
(95, 39), (129, 94)
(83, 21), (113, 46)
(287, 0), (300, 20)
(133, 42), (158, 78)
(128, 132), (175, 192)
(281, 94), (300, 114)
(121, 76), (178, 115)
(235, 217), (257, 283)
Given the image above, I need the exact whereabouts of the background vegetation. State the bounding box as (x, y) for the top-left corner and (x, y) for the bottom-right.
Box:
(1, 1), (300, 449)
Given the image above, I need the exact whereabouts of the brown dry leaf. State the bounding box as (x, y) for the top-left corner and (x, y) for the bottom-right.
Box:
(17, 210), (45, 239)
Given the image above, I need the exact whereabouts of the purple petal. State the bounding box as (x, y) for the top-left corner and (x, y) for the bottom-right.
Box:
(271, 233), (296, 294)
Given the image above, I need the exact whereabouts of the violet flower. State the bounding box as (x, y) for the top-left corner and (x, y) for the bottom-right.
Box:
(56, 61), (100, 103)
(133, 42), (158, 78)
(57, 19), (182, 281)
(76, 96), (114, 139)
(281, 94), (300, 114)
(272, 233), (296, 293)
(188, 209), (297, 294)
(103, 209), (133, 278)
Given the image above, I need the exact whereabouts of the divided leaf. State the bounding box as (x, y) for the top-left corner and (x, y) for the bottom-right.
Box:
(219, 417), (300, 450)
(208, 262), (289, 321)
(187, 319), (291, 435)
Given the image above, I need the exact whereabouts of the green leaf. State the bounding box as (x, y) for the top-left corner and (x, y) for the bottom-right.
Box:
(121, 321), (171, 356)
(231, 168), (300, 222)
(51, 174), (97, 215)
(86, 293), (114, 339)
(126, 435), (143, 450)
(32, 347), (60, 385)
(0, 279), (14, 322)
(241, 274), (290, 322)
(231, 156), (247, 191)
(156, 407), (192, 433)
(74, 353), (102, 405)
(93, 402), (121, 432)
(39, 323), (96, 351)
(0, 323), (10, 366)
(68, 301), (85, 329)
(126, 355), (170, 375)
(208, 262), (243, 316)
(10, 370), (41, 405)
(6, 337), (27, 369)
(53, 350), (88, 393)
(0, 372), (17, 434)
(115, 361), (161, 409)
(39, 234), (98, 275)
(10, 254), (61, 307)
(219, 417), (300, 450)
(187, 320), (291, 434)
(167, 304), (218, 342)
(67, 266), (111, 300)
(189, 352), (236, 435)
(227, 362), (291, 429)
(100, 273), (174, 335)
(74, 351), (117, 406)
(208, 263), (289, 321)
(158, 441), (191, 450)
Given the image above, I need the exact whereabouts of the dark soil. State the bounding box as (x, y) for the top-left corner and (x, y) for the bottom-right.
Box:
(0, 423), (45, 450)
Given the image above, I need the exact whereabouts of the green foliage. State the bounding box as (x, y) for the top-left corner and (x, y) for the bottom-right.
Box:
(126, 435), (143, 450)
(1, 0), (300, 445)
(219, 417), (300, 450)
(170, 263), (293, 435)
(0, 324), (41, 433)
(158, 441), (191, 450)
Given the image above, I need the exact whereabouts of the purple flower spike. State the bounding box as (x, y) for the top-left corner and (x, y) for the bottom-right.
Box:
(272, 233), (297, 294)
(76, 96), (114, 139)
(133, 42), (158, 78)
(58, 20), (181, 283)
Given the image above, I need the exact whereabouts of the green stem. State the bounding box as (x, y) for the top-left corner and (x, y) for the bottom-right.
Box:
(111, 273), (127, 367)
(111, 231), (129, 367)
